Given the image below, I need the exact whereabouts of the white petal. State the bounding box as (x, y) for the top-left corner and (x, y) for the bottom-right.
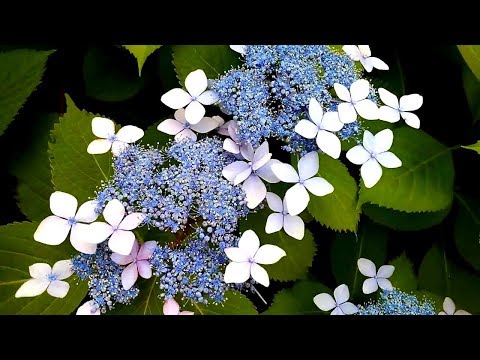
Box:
(265, 213), (284, 234)
(238, 229), (260, 258)
(363, 130), (375, 153)
(367, 57), (389, 71)
(116, 125), (144, 143)
(108, 230), (136, 256)
(157, 119), (184, 135)
(223, 138), (240, 154)
(121, 263), (138, 290)
(333, 284), (350, 304)
(222, 161), (250, 182)
(227, 121), (240, 140)
(185, 69), (208, 97)
(52, 260), (73, 280)
(377, 278), (393, 291)
(34, 216), (71, 245)
(334, 83), (351, 102)
(119, 213), (145, 230)
(355, 99), (378, 120)
(175, 129), (197, 142)
(15, 279), (49, 298)
(350, 79), (370, 102)
(190, 117), (220, 133)
(29, 263), (51, 279)
(438, 311), (447, 315)
(357, 258), (377, 277)
(378, 88), (399, 109)
(87, 139), (112, 154)
(338, 103), (357, 124)
(400, 94), (423, 111)
(331, 307), (345, 315)
(401, 112), (421, 129)
(103, 199), (125, 227)
(303, 177), (334, 197)
(160, 88), (192, 109)
(223, 262), (251, 284)
(342, 45), (362, 61)
(283, 215), (305, 240)
(271, 163), (299, 183)
(443, 297), (455, 315)
(254, 244), (286, 265)
(346, 145), (370, 165)
(360, 57), (373, 73)
(339, 302), (358, 315)
(47, 280), (70, 298)
(230, 45), (246, 55)
(376, 152), (402, 168)
(75, 200), (99, 223)
(361, 159), (383, 188)
(313, 293), (336, 311)
(196, 90), (218, 105)
(184, 101), (205, 124)
(174, 108), (187, 123)
(266, 192), (283, 212)
(362, 278), (379, 294)
(358, 45), (371, 57)
(234, 167), (253, 185)
(50, 191), (78, 219)
(454, 310), (471, 315)
(256, 159), (281, 183)
(295, 119), (318, 139)
(316, 130), (341, 159)
(76, 300), (100, 315)
(308, 98), (324, 126)
(111, 141), (129, 156)
(91, 117), (115, 138)
(70, 228), (98, 254)
(224, 247), (250, 262)
(250, 263), (270, 287)
(240, 143), (255, 161)
(84, 222), (113, 244)
(374, 128), (394, 153)
(298, 151), (319, 181)
(253, 141), (270, 165)
(379, 106), (401, 123)
(284, 183), (310, 216)
(321, 112), (343, 132)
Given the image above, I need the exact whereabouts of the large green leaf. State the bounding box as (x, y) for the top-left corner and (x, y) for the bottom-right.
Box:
(462, 140), (480, 155)
(462, 67), (480, 124)
(362, 203), (450, 231)
(331, 220), (388, 298)
(9, 113), (57, 221)
(418, 245), (480, 314)
(307, 154), (360, 232)
(389, 253), (417, 291)
(458, 45), (480, 81)
(454, 194), (480, 271)
(239, 208), (316, 281)
(49, 94), (113, 204)
(0, 222), (88, 314)
(109, 277), (163, 315)
(0, 49), (54, 136)
(123, 45), (162, 76)
(263, 280), (330, 315)
(184, 291), (258, 315)
(358, 127), (454, 213)
(172, 45), (241, 87)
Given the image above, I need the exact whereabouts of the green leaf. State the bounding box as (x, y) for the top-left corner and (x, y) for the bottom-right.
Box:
(389, 253), (417, 291)
(123, 45), (162, 76)
(239, 208), (316, 281)
(0, 49), (54, 136)
(184, 291), (258, 315)
(458, 45), (480, 81)
(109, 277), (163, 315)
(462, 66), (480, 124)
(454, 194), (480, 271)
(418, 245), (480, 314)
(362, 203), (450, 231)
(263, 280), (330, 315)
(49, 94), (113, 204)
(462, 140), (480, 155)
(83, 47), (144, 102)
(172, 45), (241, 87)
(358, 127), (454, 213)
(331, 220), (388, 297)
(140, 120), (172, 147)
(9, 113), (57, 220)
(0, 222), (88, 314)
(307, 154), (360, 232)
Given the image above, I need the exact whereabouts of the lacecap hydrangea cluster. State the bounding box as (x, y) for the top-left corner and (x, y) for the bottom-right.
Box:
(357, 289), (437, 315)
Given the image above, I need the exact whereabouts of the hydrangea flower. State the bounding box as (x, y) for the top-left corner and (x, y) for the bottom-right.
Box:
(378, 88), (424, 129)
(229, 45), (247, 55)
(161, 69), (218, 124)
(271, 151), (334, 216)
(357, 289), (436, 315)
(265, 192), (304, 240)
(357, 258), (395, 294)
(15, 260), (73, 298)
(34, 191), (99, 254)
(87, 117), (144, 156)
(342, 45), (389, 72)
(163, 298), (194, 315)
(334, 79), (379, 123)
(224, 230), (286, 287)
(313, 284), (358, 315)
(76, 300), (101, 315)
(222, 120), (251, 155)
(438, 297), (471, 315)
(346, 129), (402, 188)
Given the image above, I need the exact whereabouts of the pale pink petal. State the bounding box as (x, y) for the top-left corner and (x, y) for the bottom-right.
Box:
(116, 126), (144, 143)
(52, 260), (73, 280)
(316, 130), (341, 159)
(130, 239), (140, 257)
(157, 119), (184, 135)
(87, 139), (112, 154)
(400, 94), (423, 112)
(47, 280), (70, 298)
(308, 98), (324, 126)
(378, 88), (399, 109)
(185, 101), (205, 125)
(76, 300), (100, 315)
(103, 199), (125, 227)
(119, 213), (145, 231)
(256, 159), (281, 183)
(357, 258), (377, 277)
(189, 117), (220, 133)
(108, 230), (136, 256)
(284, 183), (310, 216)
(250, 263), (270, 287)
(266, 192), (283, 212)
(298, 151), (319, 181)
(295, 119), (318, 139)
(223, 138), (240, 154)
(350, 79), (370, 102)
(15, 279), (49, 298)
(222, 161), (250, 182)
(379, 106), (401, 123)
(346, 145), (370, 165)
(361, 158), (383, 188)
(85, 222), (114, 244)
(121, 263), (139, 290)
(137, 241), (157, 260)
(283, 215), (305, 240)
(29, 263), (51, 279)
(334, 83), (351, 102)
(333, 284), (350, 304)
(377, 278), (393, 291)
(111, 253), (134, 266)
(163, 298), (180, 315)
(238, 229), (260, 258)
(338, 103), (357, 124)
(137, 260), (152, 279)
(196, 90), (218, 105)
(303, 177), (334, 197)
(265, 213), (284, 234)
(362, 278), (379, 294)
(355, 99), (378, 120)
(92, 117), (115, 138)
(179, 311), (195, 315)
(401, 112), (421, 129)
(185, 69), (208, 97)
(34, 216), (71, 245)
(313, 293), (336, 311)
(223, 262), (251, 284)
(161, 88), (192, 109)
(50, 191), (77, 219)
(224, 247), (250, 262)
(254, 244), (286, 265)
(75, 201), (99, 223)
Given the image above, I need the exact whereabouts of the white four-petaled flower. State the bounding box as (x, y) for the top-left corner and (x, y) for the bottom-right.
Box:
(265, 192), (305, 240)
(295, 98), (343, 159)
(229, 45), (247, 55)
(357, 258), (395, 294)
(34, 191), (99, 254)
(438, 297), (471, 315)
(342, 45), (389, 73)
(157, 108), (222, 142)
(378, 88), (424, 129)
(224, 229), (286, 287)
(346, 129), (402, 188)
(86, 199), (146, 256)
(87, 117), (144, 156)
(271, 151), (334, 216)
(15, 260), (73, 298)
(334, 79), (379, 124)
(163, 298), (194, 315)
(76, 300), (101, 315)
(160, 69), (219, 124)
(313, 284), (358, 315)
